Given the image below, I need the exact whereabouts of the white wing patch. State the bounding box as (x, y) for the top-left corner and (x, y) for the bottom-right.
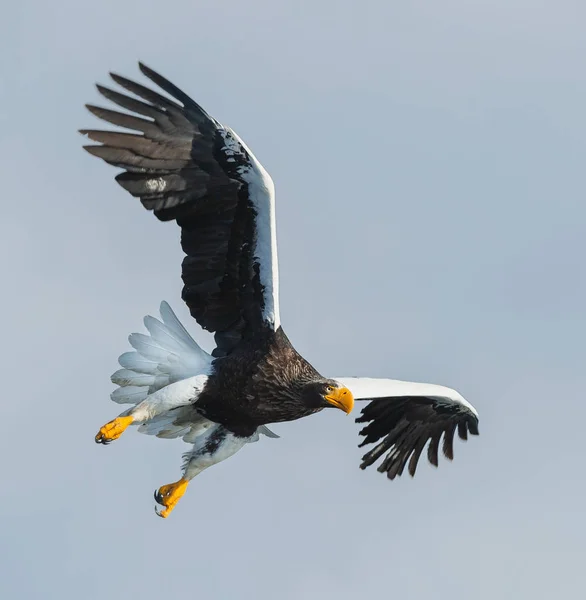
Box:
(224, 126), (280, 330)
(335, 376), (478, 417)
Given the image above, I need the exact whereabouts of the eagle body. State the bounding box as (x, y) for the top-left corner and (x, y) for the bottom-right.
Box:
(196, 327), (327, 437)
(84, 63), (480, 518)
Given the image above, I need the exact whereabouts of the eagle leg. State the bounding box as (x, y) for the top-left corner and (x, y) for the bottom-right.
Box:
(152, 424), (252, 518)
(154, 479), (189, 518)
(95, 416), (134, 444)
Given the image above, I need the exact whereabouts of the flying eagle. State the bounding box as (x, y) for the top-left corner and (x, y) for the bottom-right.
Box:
(83, 63), (479, 518)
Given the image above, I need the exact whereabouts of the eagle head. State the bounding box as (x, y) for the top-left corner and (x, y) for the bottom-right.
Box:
(301, 379), (354, 414)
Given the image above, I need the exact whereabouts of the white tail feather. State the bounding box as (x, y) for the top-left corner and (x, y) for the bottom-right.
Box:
(128, 333), (174, 362)
(111, 386), (149, 405)
(110, 302), (213, 405)
(117, 352), (158, 374)
(159, 299), (211, 361)
(111, 369), (156, 388)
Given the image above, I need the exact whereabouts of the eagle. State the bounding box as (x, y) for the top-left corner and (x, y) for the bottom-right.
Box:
(82, 63), (479, 518)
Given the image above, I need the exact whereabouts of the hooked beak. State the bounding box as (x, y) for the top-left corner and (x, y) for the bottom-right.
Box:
(325, 386), (354, 414)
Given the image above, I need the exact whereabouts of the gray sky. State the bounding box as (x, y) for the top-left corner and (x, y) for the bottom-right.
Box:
(2, 1), (586, 598)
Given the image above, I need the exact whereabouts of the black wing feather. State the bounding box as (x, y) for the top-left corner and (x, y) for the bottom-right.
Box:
(356, 396), (479, 478)
(81, 63), (270, 356)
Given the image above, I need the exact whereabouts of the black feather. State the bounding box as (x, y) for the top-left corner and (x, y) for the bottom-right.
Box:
(356, 395), (478, 478)
(442, 423), (456, 460)
(81, 63), (272, 355)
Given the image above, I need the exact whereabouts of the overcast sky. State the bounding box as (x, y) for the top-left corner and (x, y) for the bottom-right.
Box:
(2, 1), (586, 598)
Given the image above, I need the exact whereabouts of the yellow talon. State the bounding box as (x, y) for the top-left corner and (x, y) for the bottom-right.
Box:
(95, 416), (134, 444)
(154, 478), (189, 518)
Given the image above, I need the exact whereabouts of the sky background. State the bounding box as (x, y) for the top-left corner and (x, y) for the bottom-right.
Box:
(2, 1), (586, 598)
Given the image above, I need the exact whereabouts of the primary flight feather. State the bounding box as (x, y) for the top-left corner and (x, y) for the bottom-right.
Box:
(83, 63), (479, 518)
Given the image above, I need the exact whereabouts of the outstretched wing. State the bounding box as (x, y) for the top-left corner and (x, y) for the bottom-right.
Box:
(335, 377), (479, 479)
(81, 63), (279, 356)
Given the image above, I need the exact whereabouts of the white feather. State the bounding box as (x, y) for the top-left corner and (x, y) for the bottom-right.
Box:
(257, 425), (280, 439)
(110, 386), (149, 405)
(159, 301), (209, 357)
(181, 425), (253, 481)
(117, 352), (158, 374)
(182, 419), (215, 443)
(334, 376), (478, 417)
(143, 315), (188, 353)
(137, 411), (189, 438)
(128, 333), (174, 362)
(110, 302), (213, 404)
(225, 127), (280, 330)
(111, 369), (156, 387)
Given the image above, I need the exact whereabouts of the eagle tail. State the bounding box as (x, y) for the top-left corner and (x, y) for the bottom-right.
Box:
(110, 301), (213, 405)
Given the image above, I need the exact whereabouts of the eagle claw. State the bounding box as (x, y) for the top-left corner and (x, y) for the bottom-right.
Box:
(153, 479), (189, 518)
(95, 416), (133, 444)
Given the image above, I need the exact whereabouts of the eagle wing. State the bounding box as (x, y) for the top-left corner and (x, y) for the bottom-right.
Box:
(81, 63), (279, 356)
(334, 377), (479, 479)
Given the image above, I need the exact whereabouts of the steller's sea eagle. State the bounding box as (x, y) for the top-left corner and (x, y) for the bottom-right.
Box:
(82, 63), (479, 518)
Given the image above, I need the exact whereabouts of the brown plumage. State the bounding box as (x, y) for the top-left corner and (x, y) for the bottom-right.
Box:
(195, 328), (339, 437)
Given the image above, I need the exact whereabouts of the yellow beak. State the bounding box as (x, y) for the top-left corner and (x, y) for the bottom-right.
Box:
(325, 386), (354, 414)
